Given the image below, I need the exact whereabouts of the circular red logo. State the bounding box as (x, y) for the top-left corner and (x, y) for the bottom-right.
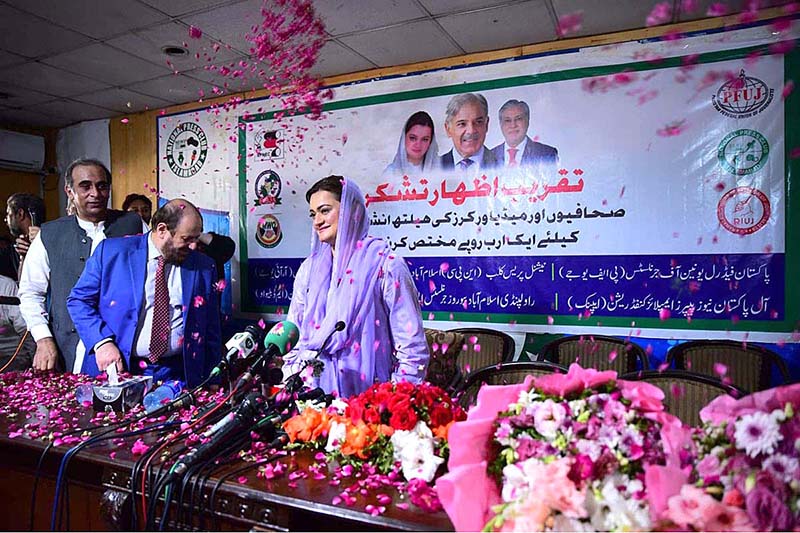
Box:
(716, 186), (770, 235)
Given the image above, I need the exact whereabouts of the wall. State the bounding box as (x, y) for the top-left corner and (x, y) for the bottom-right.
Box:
(0, 125), (60, 239)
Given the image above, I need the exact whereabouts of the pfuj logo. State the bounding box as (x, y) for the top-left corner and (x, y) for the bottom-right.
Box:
(717, 186), (770, 235)
(254, 129), (284, 160)
(717, 129), (769, 176)
(712, 69), (774, 119)
(254, 169), (282, 206)
(256, 214), (282, 248)
(166, 122), (208, 178)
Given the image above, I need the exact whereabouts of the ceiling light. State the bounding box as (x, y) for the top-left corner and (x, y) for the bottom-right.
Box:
(161, 45), (189, 57)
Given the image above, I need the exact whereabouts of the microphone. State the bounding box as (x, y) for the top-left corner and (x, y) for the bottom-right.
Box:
(212, 325), (266, 376)
(261, 320), (300, 364)
(317, 320), (345, 357)
(232, 321), (299, 391)
(172, 392), (268, 476)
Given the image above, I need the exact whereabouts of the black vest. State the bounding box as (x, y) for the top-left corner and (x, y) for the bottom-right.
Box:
(39, 210), (143, 372)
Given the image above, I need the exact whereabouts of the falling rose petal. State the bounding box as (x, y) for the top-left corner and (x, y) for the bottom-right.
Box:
(193, 295), (205, 307)
(556, 11), (583, 37)
(439, 262), (450, 273)
(657, 362), (669, 372)
(427, 312), (435, 320)
(608, 350), (618, 362)
(671, 384), (685, 398)
(547, 315), (554, 325)
(706, 2), (727, 16)
(659, 308), (671, 321)
(770, 40), (796, 55)
(782, 80), (795, 100)
(731, 314), (740, 325)
(120, 118), (129, 124)
(237, 476), (248, 484)
(713, 363), (727, 377)
(656, 119), (687, 137)
(138, 360), (148, 370)
(189, 26), (202, 39)
(428, 280), (436, 294)
(646, 2), (672, 26)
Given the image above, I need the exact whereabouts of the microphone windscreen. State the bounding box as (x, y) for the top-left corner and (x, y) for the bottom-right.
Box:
(263, 320), (300, 356)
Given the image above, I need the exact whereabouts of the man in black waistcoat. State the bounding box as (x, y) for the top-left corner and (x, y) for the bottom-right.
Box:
(18, 158), (144, 373)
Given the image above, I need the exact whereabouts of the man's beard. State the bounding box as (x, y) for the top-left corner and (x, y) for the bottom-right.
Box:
(8, 223), (22, 239)
(162, 240), (189, 265)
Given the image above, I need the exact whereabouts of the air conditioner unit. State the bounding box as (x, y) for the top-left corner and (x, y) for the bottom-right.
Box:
(0, 129), (45, 173)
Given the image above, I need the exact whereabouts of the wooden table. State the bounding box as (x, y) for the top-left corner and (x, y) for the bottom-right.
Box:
(0, 383), (454, 531)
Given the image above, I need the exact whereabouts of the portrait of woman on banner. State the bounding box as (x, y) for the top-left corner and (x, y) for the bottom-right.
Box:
(281, 175), (430, 398)
(382, 111), (440, 178)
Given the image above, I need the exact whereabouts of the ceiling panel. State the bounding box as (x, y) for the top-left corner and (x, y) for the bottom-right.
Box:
(418, 0), (515, 16)
(438, 0), (556, 53)
(127, 73), (218, 104)
(552, 0), (666, 37)
(677, 0), (795, 21)
(309, 41), (376, 78)
(42, 44), (171, 86)
(138, 0), (238, 17)
(0, 4), (93, 58)
(312, 0), (426, 35)
(106, 21), (242, 74)
(72, 87), (172, 114)
(0, 83), (57, 108)
(183, 66), (267, 95)
(0, 50), (26, 69)
(0, 106), (73, 128)
(339, 20), (462, 67)
(4, 0), (168, 40)
(31, 99), (116, 123)
(0, 62), (110, 97)
(181, 0), (266, 55)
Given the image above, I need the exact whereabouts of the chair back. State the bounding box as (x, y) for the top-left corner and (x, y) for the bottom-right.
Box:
(458, 361), (567, 409)
(666, 340), (789, 392)
(423, 328), (465, 393)
(541, 335), (648, 374)
(620, 370), (745, 426)
(449, 328), (516, 378)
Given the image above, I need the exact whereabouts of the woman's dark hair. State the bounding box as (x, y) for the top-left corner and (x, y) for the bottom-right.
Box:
(121, 193), (152, 211)
(404, 111), (434, 136)
(306, 175), (344, 203)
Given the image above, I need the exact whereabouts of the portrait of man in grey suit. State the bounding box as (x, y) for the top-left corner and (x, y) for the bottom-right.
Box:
(440, 93), (498, 172)
(491, 99), (558, 171)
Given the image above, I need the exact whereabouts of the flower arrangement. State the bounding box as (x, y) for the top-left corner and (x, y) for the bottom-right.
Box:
(436, 364), (688, 532)
(649, 383), (800, 531)
(282, 381), (466, 484)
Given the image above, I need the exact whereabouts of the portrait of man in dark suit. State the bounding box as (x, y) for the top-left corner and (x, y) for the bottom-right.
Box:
(491, 99), (558, 171)
(440, 92), (498, 172)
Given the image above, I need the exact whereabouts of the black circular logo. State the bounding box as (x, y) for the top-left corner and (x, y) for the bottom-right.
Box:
(166, 122), (208, 178)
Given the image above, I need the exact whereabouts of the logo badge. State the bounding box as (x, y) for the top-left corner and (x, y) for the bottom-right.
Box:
(254, 169), (282, 206)
(717, 186), (770, 235)
(256, 214), (283, 248)
(717, 129), (769, 175)
(166, 122), (208, 178)
(712, 69), (774, 119)
(254, 129), (284, 160)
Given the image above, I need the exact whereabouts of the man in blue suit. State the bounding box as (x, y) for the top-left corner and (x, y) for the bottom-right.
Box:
(490, 99), (558, 172)
(67, 199), (221, 387)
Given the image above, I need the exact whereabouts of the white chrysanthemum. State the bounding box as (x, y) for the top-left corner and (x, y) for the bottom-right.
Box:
(325, 420), (346, 452)
(763, 454), (799, 483)
(586, 475), (651, 532)
(551, 514), (596, 532)
(733, 411), (783, 458)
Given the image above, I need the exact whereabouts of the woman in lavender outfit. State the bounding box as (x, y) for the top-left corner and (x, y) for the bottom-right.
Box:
(281, 175), (430, 398)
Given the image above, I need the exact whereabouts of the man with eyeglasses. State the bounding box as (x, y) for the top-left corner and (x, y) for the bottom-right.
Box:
(18, 158), (145, 374)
